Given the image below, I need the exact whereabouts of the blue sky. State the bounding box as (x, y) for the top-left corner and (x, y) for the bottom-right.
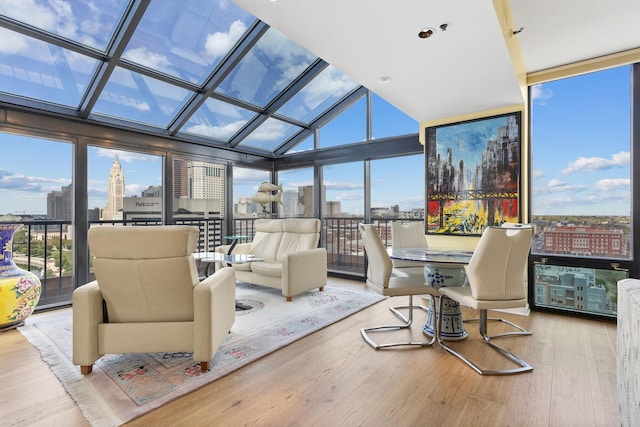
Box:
(530, 65), (631, 216)
(0, 94), (421, 216)
(0, 1), (632, 218)
(0, 66), (633, 217)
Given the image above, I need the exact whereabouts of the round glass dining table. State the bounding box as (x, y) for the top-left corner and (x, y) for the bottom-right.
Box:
(388, 247), (473, 341)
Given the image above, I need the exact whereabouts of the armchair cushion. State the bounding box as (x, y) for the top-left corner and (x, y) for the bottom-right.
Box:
(73, 225), (236, 374)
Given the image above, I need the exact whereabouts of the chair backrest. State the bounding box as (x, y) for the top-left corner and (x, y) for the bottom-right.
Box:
(391, 222), (427, 268)
(249, 218), (320, 260)
(89, 225), (200, 323)
(391, 222), (427, 249)
(359, 223), (392, 289)
(277, 218), (320, 261)
(466, 225), (533, 301)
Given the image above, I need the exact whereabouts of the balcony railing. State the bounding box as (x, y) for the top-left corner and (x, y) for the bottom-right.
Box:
(4, 216), (421, 310)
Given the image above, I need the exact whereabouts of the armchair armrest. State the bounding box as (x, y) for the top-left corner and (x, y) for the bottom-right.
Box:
(282, 248), (327, 297)
(193, 267), (236, 365)
(215, 243), (252, 254)
(72, 281), (104, 369)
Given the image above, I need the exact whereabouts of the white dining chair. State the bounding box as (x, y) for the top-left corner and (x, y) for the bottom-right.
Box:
(391, 222), (428, 270)
(437, 225), (534, 375)
(358, 223), (440, 349)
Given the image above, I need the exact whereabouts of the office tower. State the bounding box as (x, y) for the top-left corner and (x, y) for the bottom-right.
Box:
(102, 156), (125, 220)
(173, 159), (189, 198)
(188, 162), (225, 213)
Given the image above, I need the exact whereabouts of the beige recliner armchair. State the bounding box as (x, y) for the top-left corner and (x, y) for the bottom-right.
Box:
(72, 225), (236, 374)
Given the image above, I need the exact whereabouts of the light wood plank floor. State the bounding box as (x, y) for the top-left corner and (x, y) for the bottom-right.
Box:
(0, 277), (619, 427)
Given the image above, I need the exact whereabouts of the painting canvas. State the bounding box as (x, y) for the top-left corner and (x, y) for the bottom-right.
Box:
(425, 112), (521, 235)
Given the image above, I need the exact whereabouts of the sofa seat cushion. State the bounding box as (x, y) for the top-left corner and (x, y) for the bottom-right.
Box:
(250, 261), (283, 278)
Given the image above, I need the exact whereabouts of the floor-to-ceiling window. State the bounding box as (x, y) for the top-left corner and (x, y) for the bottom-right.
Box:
(232, 166), (270, 238)
(277, 167), (314, 218)
(370, 154), (425, 246)
(529, 64), (634, 318)
(87, 146), (163, 225)
(322, 161), (364, 273)
(171, 157), (226, 252)
(0, 131), (73, 308)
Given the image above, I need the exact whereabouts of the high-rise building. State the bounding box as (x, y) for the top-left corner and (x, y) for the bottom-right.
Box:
(173, 159), (189, 198)
(47, 183), (72, 221)
(142, 185), (162, 198)
(188, 162), (225, 213)
(102, 156), (125, 220)
(299, 185), (314, 217)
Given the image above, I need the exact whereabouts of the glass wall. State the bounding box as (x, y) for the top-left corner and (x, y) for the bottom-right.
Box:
(319, 98), (366, 148)
(87, 146), (163, 225)
(529, 65), (633, 318)
(322, 161), (364, 273)
(172, 157), (225, 252)
(277, 167), (314, 217)
(232, 166), (270, 237)
(0, 131), (73, 307)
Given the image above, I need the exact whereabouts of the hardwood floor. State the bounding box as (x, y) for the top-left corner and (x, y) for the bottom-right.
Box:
(0, 277), (619, 427)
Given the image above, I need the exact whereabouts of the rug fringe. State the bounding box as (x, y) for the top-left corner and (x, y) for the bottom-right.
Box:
(19, 323), (123, 427)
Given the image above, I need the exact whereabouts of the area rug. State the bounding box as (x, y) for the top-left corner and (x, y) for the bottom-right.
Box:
(18, 283), (384, 426)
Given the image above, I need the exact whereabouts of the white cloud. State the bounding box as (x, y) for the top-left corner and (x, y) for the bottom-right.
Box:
(336, 192), (362, 201)
(592, 178), (630, 192)
(123, 47), (173, 75)
(126, 183), (149, 197)
(249, 119), (286, 141)
(0, 28), (30, 54)
(95, 148), (158, 163)
(530, 84), (553, 105)
(233, 168), (270, 184)
(323, 180), (363, 190)
(185, 120), (246, 139)
(544, 178), (586, 192)
(0, 169), (70, 193)
(532, 169), (545, 180)
(562, 151), (630, 174)
(297, 66), (357, 110)
(204, 20), (248, 59)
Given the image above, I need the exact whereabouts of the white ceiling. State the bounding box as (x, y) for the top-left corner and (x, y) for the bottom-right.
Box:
(233, 0), (640, 123)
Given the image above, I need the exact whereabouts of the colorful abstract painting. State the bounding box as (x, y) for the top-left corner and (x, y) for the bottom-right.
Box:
(425, 112), (521, 235)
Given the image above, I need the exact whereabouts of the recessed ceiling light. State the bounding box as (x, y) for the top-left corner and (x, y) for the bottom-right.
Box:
(378, 76), (391, 84)
(418, 27), (436, 39)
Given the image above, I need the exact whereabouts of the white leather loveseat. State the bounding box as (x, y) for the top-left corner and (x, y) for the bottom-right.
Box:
(216, 218), (327, 301)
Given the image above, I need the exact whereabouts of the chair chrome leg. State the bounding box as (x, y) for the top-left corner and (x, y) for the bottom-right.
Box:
(464, 310), (532, 340)
(360, 295), (436, 350)
(436, 298), (533, 375)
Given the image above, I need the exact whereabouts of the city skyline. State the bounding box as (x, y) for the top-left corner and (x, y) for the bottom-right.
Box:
(0, 67), (632, 218)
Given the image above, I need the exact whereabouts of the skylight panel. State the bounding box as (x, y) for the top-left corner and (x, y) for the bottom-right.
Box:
(0, 28), (98, 107)
(181, 97), (256, 142)
(0, 0), (129, 52)
(122, 0), (256, 84)
(215, 28), (317, 108)
(276, 65), (360, 124)
(92, 66), (191, 128)
(239, 117), (302, 152)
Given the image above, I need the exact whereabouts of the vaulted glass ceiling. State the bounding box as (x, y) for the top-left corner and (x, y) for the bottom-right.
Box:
(0, 0), (366, 158)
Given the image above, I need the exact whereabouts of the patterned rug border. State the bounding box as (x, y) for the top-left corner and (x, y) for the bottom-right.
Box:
(19, 285), (384, 426)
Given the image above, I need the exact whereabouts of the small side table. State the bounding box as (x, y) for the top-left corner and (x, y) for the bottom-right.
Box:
(223, 235), (248, 266)
(223, 235), (249, 255)
(193, 252), (262, 311)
